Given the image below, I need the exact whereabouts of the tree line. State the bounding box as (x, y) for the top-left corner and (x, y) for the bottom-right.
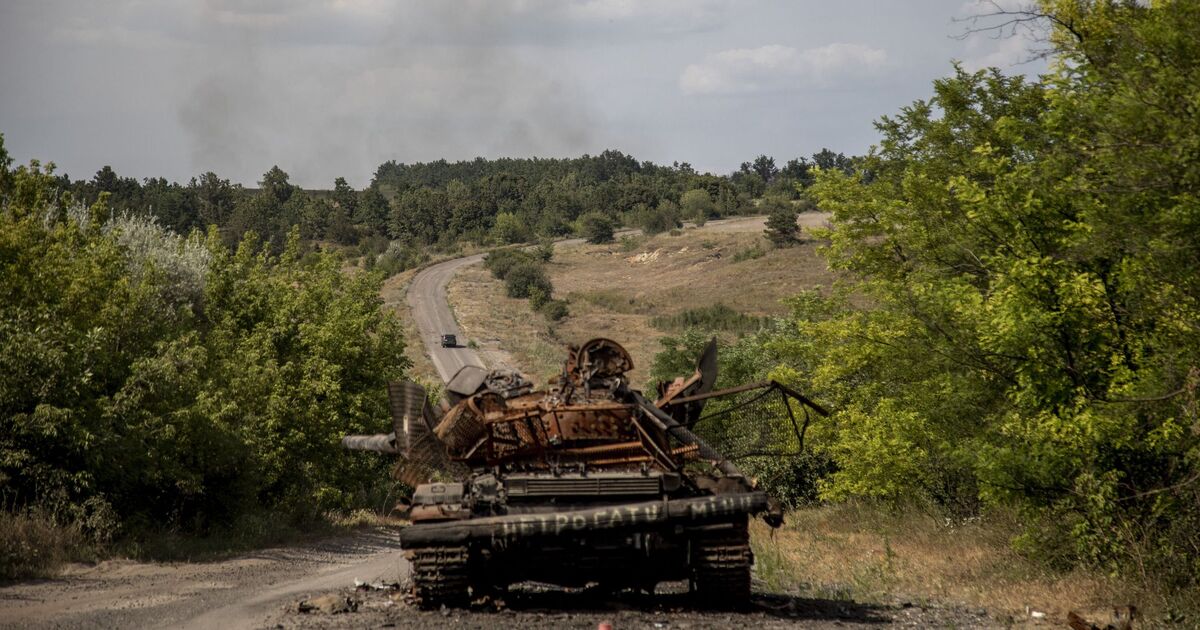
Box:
(44, 148), (848, 268)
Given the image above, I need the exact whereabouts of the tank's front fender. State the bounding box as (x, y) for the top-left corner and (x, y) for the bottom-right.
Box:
(398, 492), (767, 548)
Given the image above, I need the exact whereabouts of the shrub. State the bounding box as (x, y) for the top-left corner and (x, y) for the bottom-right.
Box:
(376, 242), (426, 277)
(504, 261), (552, 299)
(484, 248), (536, 280)
(763, 197), (800, 246)
(492, 212), (530, 244)
(528, 286), (550, 310)
(538, 299), (569, 321)
(650, 303), (768, 333)
(635, 200), (682, 235)
(1, 160), (408, 555)
(576, 212), (615, 244)
(534, 239), (555, 262)
(681, 189), (715, 225)
(733, 244), (767, 262)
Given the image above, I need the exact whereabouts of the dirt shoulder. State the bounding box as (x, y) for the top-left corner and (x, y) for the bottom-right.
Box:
(0, 528), (405, 630)
(267, 581), (1000, 629)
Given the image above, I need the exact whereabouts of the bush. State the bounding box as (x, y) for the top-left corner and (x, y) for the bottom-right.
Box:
(634, 201), (682, 235)
(492, 212), (530, 244)
(538, 299), (569, 321)
(534, 239), (555, 262)
(1, 160), (407, 550)
(650, 303), (768, 333)
(376, 242), (426, 277)
(681, 188), (715, 225)
(763, 197), (800, 246)
(504, 261), (552, 299)
(618, 235), (643, 252)
(0, 511), (95, 580)
(733, 244), (767, 262)
(528, 286), (550, 310)
(576, 211), (615, 244)
(484, 248), (536, 280)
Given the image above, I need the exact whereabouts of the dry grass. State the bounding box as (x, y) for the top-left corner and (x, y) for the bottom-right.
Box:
(448, 264), (566, 382)
(447, 219), (833, 386)
(379, 268), (442, 385)
(0, 512), (97, 580)
(750, 503), (1158, 626)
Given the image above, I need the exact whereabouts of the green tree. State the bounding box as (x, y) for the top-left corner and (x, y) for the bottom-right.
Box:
(190, 172), (238, 228)
(576, 211), (615, 244)
(763, 197), (799, 246)
(492, 212), (529, 244)
(680, 188), (715, 224)
(504, 261), (552, 299)
(1, 161), (407, 548)
(331, 177), (357, 217)
(355, 187), (390, 236)
(754, 0), (1200, 586)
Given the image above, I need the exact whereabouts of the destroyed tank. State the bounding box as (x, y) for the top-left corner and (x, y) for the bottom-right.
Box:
(343, 338), (827, 609)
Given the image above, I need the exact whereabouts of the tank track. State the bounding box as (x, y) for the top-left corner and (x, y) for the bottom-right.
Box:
(690, 518), (752, 608)
(409, 546), (471, 609)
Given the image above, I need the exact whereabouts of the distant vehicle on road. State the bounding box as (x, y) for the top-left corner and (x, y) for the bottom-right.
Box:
(440, 334), (457, 348)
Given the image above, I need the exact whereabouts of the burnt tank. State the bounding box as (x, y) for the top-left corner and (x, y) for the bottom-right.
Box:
(343, 338), (825, 609)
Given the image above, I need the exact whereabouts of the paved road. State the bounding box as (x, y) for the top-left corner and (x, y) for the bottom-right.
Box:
(405, 252), (489, 382)
(405, 215), (787, 384)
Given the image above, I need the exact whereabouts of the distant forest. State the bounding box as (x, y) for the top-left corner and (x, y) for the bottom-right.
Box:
(48, 149), (853, 260)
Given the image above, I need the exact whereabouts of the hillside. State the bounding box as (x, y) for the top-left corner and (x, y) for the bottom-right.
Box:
(447, 214), (831, 385)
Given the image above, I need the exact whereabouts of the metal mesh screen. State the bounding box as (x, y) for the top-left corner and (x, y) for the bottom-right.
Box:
(684, 383), (814, 461)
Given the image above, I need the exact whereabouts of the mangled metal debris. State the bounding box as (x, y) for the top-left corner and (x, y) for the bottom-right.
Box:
(344, 337), (828, 609)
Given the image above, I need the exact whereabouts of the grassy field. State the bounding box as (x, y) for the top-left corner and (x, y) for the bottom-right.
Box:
(447, 216), (834, 385)
(750, 502), (1172, 627)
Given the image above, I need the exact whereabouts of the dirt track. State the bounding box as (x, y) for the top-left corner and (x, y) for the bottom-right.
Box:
(0, 529), (405, 630)
(0, 525), (998, 628)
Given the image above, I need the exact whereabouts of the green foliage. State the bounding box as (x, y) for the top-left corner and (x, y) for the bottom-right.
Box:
(534, 239), (555, 262)
(537, 299), (569, 322)
(681, 188), (716, 224)
(0, 163), (407, 543)
(650, 303), (768, 333)
(732, 244), (767, 263)
(375, 242), (427, 277)
(632, 201), (681, 235)
(483, 248), (536, 280)
(763, 196), (800, 246)
(492, 212), (530, 244)
(713, 1), (1200, 589)
(576, 211), (615, 244)
(504, 261), (552, 300)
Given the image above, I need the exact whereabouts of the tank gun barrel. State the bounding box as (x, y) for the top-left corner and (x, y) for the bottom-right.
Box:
(341, 432), (399, 454)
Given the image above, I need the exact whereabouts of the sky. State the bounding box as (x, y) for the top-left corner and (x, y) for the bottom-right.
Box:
(0, 0), (1046, 188)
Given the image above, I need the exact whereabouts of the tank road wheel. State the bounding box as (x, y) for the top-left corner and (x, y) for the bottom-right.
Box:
(409, 546), (470, 609)
(690, 518), (753, 609)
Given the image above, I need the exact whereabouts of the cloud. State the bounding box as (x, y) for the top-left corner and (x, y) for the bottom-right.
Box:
(680, 43), (888, 95)
(959, 32), (1034, 71)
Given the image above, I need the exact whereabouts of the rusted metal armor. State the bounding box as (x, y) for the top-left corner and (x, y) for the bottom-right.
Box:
(343, 338), (826, 609)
